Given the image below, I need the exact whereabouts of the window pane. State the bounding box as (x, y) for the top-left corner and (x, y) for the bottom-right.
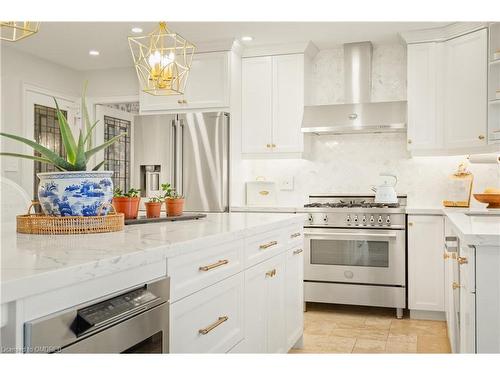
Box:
(104, 115), (131, 192)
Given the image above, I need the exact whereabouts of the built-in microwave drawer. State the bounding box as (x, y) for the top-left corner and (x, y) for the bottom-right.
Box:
(170, 273), (244, 353)
(168, 239), (244, 302)
(245, 229), (285, 267)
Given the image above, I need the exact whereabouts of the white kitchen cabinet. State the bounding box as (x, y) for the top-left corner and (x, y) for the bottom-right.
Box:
(285, 245), (304, 349)
(443, 219), (460, 353)
(458, 244), (476, 353)
(407, 42), (442, 151)
(140, 51), (230, 112)
(405, 27), (491, 156)
(443, 29), (488, 149)
(240, 253), (287, 353)
(407, 215), (445, 313)
(241, 54), (304, 155)
(170, 273), (244, 353)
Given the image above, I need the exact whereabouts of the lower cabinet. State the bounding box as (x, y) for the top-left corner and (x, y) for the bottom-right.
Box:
(170, 273), (244, 353)
(239, 253), (287, 353)
(285, 245), (304, 349)
(408, 215), (445, 313)
(458, 244), (476, 354)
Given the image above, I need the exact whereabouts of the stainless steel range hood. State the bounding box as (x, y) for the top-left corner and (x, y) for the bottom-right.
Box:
(302, 42), (407, 135)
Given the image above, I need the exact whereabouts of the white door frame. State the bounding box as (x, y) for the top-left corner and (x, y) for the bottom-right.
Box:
(22, 83), (80, 197)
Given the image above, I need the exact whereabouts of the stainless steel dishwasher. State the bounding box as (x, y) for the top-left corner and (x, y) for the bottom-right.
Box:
(24, 277), (169, 353)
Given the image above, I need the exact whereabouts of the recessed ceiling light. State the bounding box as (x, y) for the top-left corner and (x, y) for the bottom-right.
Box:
(89, 50), (100, 56)
(131, 27), (143, 33)
(241, 36), (253, 42)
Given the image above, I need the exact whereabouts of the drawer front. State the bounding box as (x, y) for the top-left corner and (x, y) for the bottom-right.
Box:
(245, 229), (285, 267)
(286, 224), (304, 246)
(170, 273), (244, 353)
(168, 240), (244, 302)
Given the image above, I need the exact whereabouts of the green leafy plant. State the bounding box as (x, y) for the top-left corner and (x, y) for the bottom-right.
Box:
(113, 187), (141, 198)
(148, 195), (163, 203)
(167, 191), (184, 200)
(0, 82), (126, 171)
(160, 183), (184, 199)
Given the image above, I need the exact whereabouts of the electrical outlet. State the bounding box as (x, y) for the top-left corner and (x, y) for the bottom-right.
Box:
(279, 176), (294, 191)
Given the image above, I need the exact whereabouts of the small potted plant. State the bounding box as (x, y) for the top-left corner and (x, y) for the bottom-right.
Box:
(112, 187), (141, 219)
(161, 183), (185, 217)
(144, 195), (163, 219)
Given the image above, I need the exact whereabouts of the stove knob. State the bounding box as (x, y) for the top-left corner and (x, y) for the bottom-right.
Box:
(323, 214), (328, 223)
(377, 215), (383, 224)
(369, 215), (375, 224)
(346, 215), (351, 224)
(386, 216), (391, 225)
(361, 215), (367, 225)
(353, 215), (359, 224)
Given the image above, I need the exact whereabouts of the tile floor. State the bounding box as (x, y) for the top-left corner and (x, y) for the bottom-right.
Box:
(289, 303), (451, 354)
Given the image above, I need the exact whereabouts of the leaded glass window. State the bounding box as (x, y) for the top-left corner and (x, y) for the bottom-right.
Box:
(104, 116), (131, 192)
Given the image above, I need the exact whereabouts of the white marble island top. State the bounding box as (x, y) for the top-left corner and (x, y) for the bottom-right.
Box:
(446, 212), (500, 247)
(0, 212), (303, 304)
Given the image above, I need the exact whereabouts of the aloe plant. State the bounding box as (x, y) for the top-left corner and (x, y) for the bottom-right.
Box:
(0, 82), (126, 171)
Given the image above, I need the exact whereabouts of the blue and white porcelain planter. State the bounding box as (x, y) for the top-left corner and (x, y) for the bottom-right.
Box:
(37, 171), (114, 217)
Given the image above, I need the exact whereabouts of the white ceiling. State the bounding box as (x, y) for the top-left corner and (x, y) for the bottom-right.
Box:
(2, 22), (451, 71)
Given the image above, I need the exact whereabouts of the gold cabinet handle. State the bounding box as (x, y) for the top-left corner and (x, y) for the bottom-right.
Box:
(408, 222), (413, 226)
(478, 135), (485, 140)
(408, 139), (412, 144)
(266, 144), (271, 148)
(443, 252), (450, 260)
(293, 248), (303, 255)
(199, 259), (229, 272)
(198, 316), (229, 335)
(291, 232), (301, 238)
(183, 99), (188, 104)
(457, 256), (468, 265)
(272, 144), (276, 148)
(266, 269), (277, 277)
(452, 282), (461, 290)
(259, 240), (278, 250)
(177, 99), (183, 104)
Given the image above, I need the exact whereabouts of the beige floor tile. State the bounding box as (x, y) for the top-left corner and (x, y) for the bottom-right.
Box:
(299, 333), (356, 353)
(417, 335), (451, 353)
(304, 320), (338, 335)
(385, 340), (418, 353)
(387, 333), (418, 343)
(365, 317), (393, 329)
(352, 339), (387, 353)
(390, 320), (447, 337)
(332, 327), (389, 341)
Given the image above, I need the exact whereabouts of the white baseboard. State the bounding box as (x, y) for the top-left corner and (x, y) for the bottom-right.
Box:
(409, 309), (446, 321)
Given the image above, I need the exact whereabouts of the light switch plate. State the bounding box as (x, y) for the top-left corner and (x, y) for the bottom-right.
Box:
(279, 176), (294, 191)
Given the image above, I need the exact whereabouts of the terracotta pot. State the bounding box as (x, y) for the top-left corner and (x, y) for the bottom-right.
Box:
(145, 201), (162, 218)
(166, 198), (184, 217)
(112, 197), (141, 219)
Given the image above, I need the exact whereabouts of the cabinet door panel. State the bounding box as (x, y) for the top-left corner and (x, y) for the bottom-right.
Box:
(266, 253), (286, 353)
(408, 215), (445, 311)
(241, 57), (273, 153)
(272, 55), (304, 153)
(459, 245), (476, 353)
(407, 43), (443, 150)
(444, 29), (488, 149)
(285, 245), (304, 350)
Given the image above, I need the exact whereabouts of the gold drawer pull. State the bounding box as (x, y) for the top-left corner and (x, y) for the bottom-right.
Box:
(198, 316), (229, 335)
(293, 248), (303, 255)
(443, 252), (450, 260)
(457, 256), (468, 265)
(452, 282), (461, 290)
(266, 269), (277, 277)
(259, 240), (278, 250)
(177, 99), (183, 104)
(199, 259), (229, 272)
(291, 232), (301, 238)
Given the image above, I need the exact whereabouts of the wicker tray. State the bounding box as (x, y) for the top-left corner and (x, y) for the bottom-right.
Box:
(17, 202), (124, 235)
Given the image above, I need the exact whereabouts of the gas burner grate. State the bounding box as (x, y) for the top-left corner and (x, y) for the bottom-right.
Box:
(304, 201), (400, 209)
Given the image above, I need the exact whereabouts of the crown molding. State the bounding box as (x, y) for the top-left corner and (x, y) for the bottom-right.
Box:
(241, 41), (319, 58)
(400, 22), (489, 44)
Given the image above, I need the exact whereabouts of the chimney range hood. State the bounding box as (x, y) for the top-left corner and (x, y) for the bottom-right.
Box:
(302, 41), (407, 135)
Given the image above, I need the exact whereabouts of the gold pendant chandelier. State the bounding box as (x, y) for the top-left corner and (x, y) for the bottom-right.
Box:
(128, 22), (195, 96)
(0, 21), (40, 42)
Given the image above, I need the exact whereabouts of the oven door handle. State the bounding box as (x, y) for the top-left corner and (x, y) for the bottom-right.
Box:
(304, 231), (398, 241)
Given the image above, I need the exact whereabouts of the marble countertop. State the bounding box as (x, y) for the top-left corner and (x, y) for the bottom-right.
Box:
(0, 212), (303, 304)
(446, 212), (500, 247)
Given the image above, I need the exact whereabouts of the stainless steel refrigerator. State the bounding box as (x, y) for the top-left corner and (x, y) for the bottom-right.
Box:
(133, 112), (229, 212)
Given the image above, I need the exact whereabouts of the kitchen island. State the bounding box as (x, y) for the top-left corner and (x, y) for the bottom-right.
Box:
(0, 212), (305, 353)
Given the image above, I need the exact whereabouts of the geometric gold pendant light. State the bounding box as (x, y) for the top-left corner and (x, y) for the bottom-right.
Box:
(128, 22), (195, 96)
(0, 21), (40, 42)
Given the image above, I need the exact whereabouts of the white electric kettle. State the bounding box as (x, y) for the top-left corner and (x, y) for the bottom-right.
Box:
(371, 173), (398, 204)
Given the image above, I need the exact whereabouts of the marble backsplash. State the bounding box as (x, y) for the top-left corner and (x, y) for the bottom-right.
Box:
(237, 133), (499, 208)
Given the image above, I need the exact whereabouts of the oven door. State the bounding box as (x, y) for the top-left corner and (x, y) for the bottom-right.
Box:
(304, 227), (405, 286)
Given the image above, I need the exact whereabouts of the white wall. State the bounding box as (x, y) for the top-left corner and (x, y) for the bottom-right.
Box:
(0, 46), (82, 187)
(234, 43), (499, 208)
(82, 67), (138, 97)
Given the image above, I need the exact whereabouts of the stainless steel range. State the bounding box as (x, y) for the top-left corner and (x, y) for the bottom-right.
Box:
(302, 194), (407, 318)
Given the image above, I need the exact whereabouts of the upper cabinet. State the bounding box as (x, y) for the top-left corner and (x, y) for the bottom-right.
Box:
(405, 24), (498, 156)
(443, 29), (488, 149)
(242, 54), (306, 156)
(140, 51), (231, 113)
(488, 23), (500, 142)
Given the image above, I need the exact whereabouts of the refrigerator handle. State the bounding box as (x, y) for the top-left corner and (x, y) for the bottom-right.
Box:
(170, 120), (176, 193)
(175, 119), (184, 196)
